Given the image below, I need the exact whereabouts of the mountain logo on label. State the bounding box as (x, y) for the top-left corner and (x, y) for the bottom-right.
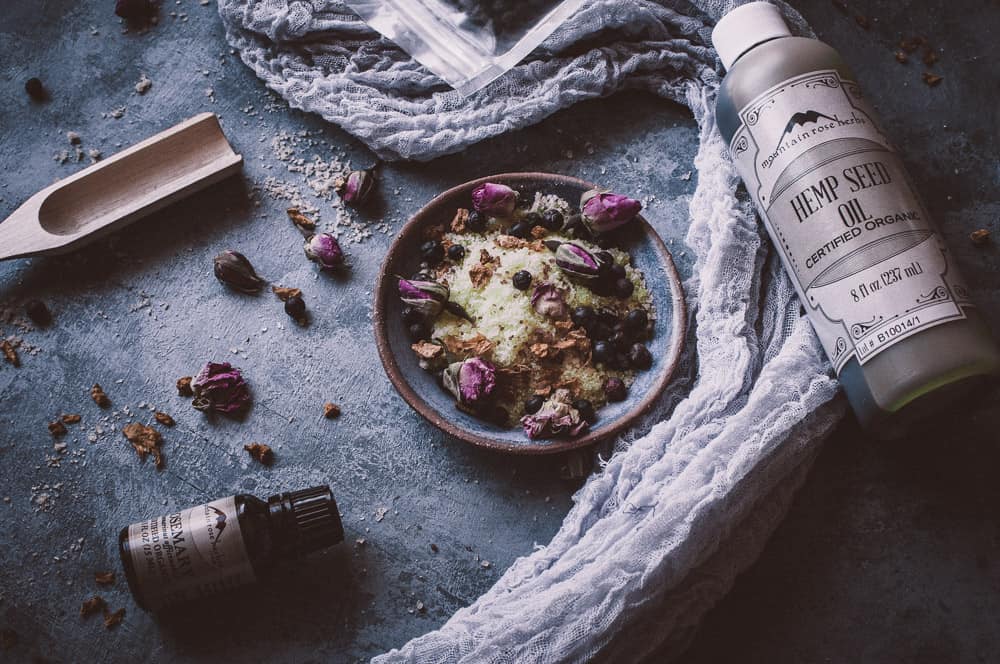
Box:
(775, 110), (837, 149)
(208, 504), (227, 541)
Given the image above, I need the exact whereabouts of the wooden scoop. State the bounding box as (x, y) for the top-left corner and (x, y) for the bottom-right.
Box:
(0, 113), (242, 261)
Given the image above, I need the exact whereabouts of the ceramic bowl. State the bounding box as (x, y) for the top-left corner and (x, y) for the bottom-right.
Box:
(374, 173), (685, 454)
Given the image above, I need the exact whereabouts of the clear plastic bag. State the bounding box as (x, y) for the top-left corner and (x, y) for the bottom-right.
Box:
(344, 0), (586, 96)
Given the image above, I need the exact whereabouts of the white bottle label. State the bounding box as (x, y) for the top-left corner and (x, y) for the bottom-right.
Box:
(728, 69), (970, 373)
(126, 496), (257, 610)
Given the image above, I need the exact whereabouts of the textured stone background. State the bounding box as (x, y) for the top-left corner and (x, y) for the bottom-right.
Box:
(0, 1), (997, 662)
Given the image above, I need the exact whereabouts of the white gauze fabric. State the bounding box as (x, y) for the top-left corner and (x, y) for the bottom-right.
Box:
(217, 1), (847, 661)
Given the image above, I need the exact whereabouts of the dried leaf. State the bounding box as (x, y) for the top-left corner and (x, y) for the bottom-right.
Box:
(970, 229), (990, 246)
(94, 571), (115, 586)
(61, 414), (81, 424)
(90, 383), (111, 408)
(153, 411), (175, 427)
(244, 442), (274, 465)
(271, 285), (302, 302)
(922, 48), (939, 66)
(286, 207), (316, 232)
(0, 340), (19, 367)
(176, 376), (193, 397)
(411, 341), (444, 360)
(123, 422), (164, 469)
(323, 402), (341, 419)
(922, 72), (943, 87)
(450, 208), (469, 233)
(530, 343), (555, 359)
(103, 608), (125, 629)
(442, 334), (494, 358)
(80, 596), (106, 618)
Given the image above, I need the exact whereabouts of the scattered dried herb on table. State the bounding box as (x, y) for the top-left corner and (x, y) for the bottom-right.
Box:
(1, 340), (19, 367)
(80, 596), (106, 618)
(176, 376), (193, 396)
(970, 229), (990, 246)
(103, 608), (125, 629)
(90, 384), (111, 408)
(94, 571), (115, 586)
(323, 403), (341, 419)
(244, 442), (274, 465)
(122, 422), (164, 469)
(61, 414), (81, 424)
(48, 420), (67, 437)
(153, 411), (175, 426)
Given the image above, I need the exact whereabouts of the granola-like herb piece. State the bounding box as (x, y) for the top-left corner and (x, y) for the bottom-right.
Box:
(271, 285), (302, 302)
(450, 208), (469, 233)
(442, 333), (494, 358)
(323, 402), (341, 419)
(153, 411), (175, 427)
(94, 571), (115, 586)
(61, 414), (81, 424)
(176, 376), (193, 396)
(530, 225), (548, 239)
(81, 596), (106, 618)
(48, 420), (67, 437)
(0, 340), (19, 367)
(122, 422), (164, 469)
(286, 207), (316, 233)
(970, 229), (990, 246)
(103, 608), (125, 629)
(244, 442), (274, 465)
(90, 384), (111, 408)
(494, 235), (528, 250)
(922, 72), (943, 87)
(468, 264), (493, 289)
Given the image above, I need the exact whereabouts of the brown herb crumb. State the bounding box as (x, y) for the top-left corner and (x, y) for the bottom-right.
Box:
(244, 442), (274, 465)
(80, 596), (106, 618)
(970, 229), (990, 246)
(271, 285), (302, 302)
(895, 51), (908, 64)
(530, 225), (548, 239)
(323, 402), (341, 419)
(48, 420), (67, 437)
(61, 413), (82, 424)
(922, 49), (939, 66)
(122, 422), (165, 469)
(153, 411), (175, 427)
(922, 72), (943, 87)
(90, 383), (111, 408)
(854, 14), (869, 30)
(287, 207), (316, 233)
(94, 571), (115, 586)
(176, 376), (193, 396)
(0, 628), (16, 650)
(103, 608), (125, 629)
(450, 208), (469, 234)
(430, 543), (439, 553)
(1, 340), (19, 367)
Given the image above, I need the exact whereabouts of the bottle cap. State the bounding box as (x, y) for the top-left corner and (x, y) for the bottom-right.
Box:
(712, 2), (791, 70)
(269, 485), (344, 556)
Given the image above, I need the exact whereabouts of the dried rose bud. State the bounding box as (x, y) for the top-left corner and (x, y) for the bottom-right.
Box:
(530, 283), (569, 320)
(191, 362), (251, 414)
(581, 189), (642, 234)
(520, 389), (589, 439)
(551, 242), (601, 280)
(398, 277), (449, 318)
(213, 250), (266, 294)
(471, 182), (518, 218)
(304, 233), (345, 270)
(441, 357), (496, 406)
(337, 169), (376, 206)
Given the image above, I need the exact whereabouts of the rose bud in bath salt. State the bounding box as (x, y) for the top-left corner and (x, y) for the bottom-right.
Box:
(551, 242), (601, 280)
(304, 233), (345, 270)
(214, 250), (266, 294)
(581, 189), (642, 234)
(520, 389), (589, 439)
(442, 357), (496, 407)
(471, 183), (518, 218)
(530, 283), (569, 320)
(398, 277), (449, 318)
(191, 362), (251, 414)
(337, 169), (376, 207)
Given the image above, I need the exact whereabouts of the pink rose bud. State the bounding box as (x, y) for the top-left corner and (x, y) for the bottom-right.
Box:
(304, 233), (345, 270)
(581, 190), (642, 234)
(471, 182), (518, 217)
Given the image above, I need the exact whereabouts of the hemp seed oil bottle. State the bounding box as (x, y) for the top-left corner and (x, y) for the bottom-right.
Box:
(712, 2), (1000, 435)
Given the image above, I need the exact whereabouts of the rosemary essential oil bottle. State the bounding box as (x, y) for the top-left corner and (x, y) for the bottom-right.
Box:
(119, 485), (344, 611)
(712, 2), (1000, 436)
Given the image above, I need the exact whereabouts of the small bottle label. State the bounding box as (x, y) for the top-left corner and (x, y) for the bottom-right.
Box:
(126, 496), (256, 610)
(728, 69), (970, 373)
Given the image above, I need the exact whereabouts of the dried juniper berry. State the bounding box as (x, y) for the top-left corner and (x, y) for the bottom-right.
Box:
(592, 340), (613, 365)
(420, 240), (444, 265)
(24, 299), (52, 326)
(614, 278), (634, 299)
(624, 309), (648, 332)
(447, 244), (466, 261)
(407, 321), (429, 341)
(628, 343), (653, 370)
(401, 306), (424, 326)
(512, 270), (532, 291)
(571, 305), (594, 328)
(522, 212), (543, 228)
(573, 398), (596, 423)
(542, 209), (564, 231)
(466, 210), (487, 232)
(604, 377), (628, 402)
(25, 78), (46, 101)
(508, 222), (532, 239)
(524, 395), (544, 415)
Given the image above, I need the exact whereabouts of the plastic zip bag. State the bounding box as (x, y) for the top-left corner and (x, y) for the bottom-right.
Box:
(344, 0), (586, 96)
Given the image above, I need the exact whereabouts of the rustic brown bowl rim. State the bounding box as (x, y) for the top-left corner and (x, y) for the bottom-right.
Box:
(373, 172), (686, 455)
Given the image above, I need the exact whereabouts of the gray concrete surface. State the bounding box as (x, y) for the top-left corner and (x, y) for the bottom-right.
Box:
(0, 0), (997, 662)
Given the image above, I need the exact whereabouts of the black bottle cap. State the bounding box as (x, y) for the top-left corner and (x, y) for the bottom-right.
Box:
(268, 485), (344, 556)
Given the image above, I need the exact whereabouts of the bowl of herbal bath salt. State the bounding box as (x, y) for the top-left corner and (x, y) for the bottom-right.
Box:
(374, 173), (686, 454)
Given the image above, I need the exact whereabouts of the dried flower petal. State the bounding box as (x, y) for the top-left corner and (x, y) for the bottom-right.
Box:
(213, 250), (266, 294)
(286, 207), (316, 234)
(922, 72), (943, 87)
(81, 596), (106, 618)
(176, 376), (193, 396)
(970, 229), (990, 246)
(154, 411), (175, 426)
(471, 182), (518, 217)
(1, 340), (19, 367)
(323, 402), (341, 419)
(91, 383), (111, 407)
(191, 362), (251, 414)
(304, 233), (345, 270)
(123, 422), (164, 469)
(271, 285), (302, 302)
(95, 571), (115, 586)
(103, 608), (125, 629)
(581, 190), (642, 234)
(61, 413), (81, 424)
(411, 340), (444, 360)
(244, 442), (274, 465)
(520, 389), (589, 439)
